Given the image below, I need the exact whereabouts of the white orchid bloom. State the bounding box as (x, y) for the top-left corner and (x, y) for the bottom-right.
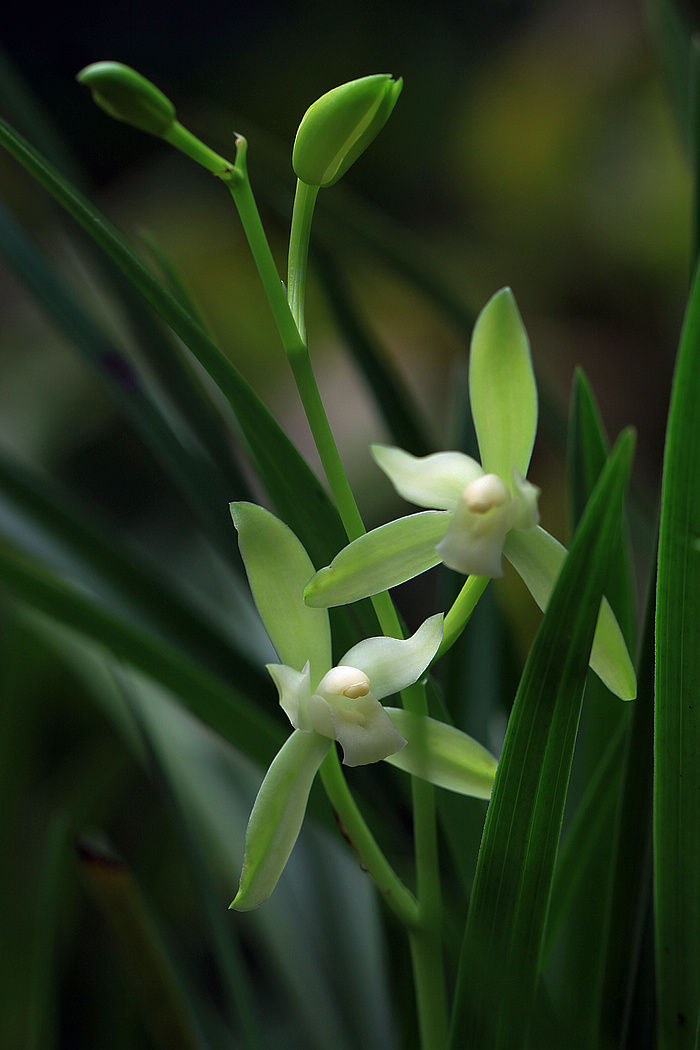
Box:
(267, 620), (443, 767)
(230, 502), (498, 910)
(303, 288), (636, 702)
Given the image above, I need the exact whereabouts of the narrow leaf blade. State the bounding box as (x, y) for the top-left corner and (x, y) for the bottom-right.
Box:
(448, 428), (634, 1050)
(655, 258), (700, 1049)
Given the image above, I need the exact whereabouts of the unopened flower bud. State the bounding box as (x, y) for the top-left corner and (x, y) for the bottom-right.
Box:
(292, 74), (402, 187)
(77, 62), (176, 137)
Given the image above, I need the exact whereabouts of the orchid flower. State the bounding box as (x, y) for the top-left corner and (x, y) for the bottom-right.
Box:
(230, 502), (498, 910)
(304, 288), (636, 701)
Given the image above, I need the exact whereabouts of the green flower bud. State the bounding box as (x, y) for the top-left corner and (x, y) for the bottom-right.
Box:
(77, 62), (176, 137)
(292, 74), (402, 187)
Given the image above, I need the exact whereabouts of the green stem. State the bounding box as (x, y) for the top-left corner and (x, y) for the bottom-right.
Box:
(286, 347), (368, 540)
(163, 122), (238, 179)
(436, 575), (490, 661)
(224, 136), (304, 350)
(288, 179), (319, 342)
(226, 138), (446, 1046)
(319, 747), (419, 927)
(404, 680), (449, 1049)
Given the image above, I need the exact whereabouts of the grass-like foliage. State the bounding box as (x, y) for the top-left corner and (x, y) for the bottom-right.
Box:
(0, 5), (698, 1047)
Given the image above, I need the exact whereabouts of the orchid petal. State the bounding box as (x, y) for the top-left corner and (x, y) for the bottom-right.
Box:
(340, 613), (444, 699)
(469, 288), (538, 480)
(383, 708), (498, 798)
(232, 502), (331, 683)
(303, 511), (450, 608)
(231, 729), (331, 911)
(371, 445), (483, 509)
(510, 469), (541, 529)
(504, 526), (637, 700)
(267, 661), (313, 731)
(331, 693), (407, 766)
(436, 495), (513, 577)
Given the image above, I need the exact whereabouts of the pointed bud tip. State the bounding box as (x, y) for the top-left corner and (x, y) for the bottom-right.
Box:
(77, 61), (176, 137)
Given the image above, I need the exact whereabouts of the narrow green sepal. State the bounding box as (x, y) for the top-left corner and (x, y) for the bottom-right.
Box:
(231, 502), (331, 685)
(504, 525), (637, 700)
(383, 709), (497, 798)
(77, 62), (176, 137)
(469, 287), (538, 481)
(303, 510), (450, 607)
(231, 730), (331, 911)
(293, 74), (402, 187)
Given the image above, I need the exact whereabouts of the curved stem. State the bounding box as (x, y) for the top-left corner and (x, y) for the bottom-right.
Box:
(318, 746), (419, 928)
(225, 136), (304, 349)
(163, 121), (238, 180)
(287, 179), (319, 343)
(436, 574), (490, 662)
(404, 680), (449, 1049)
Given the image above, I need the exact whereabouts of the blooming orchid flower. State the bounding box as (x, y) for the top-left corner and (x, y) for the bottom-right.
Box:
(230, 502), (498, 910)
(303, 288), (636, 701)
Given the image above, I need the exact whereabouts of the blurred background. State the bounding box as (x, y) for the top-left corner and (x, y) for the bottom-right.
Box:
(0, 0), (693, 1046)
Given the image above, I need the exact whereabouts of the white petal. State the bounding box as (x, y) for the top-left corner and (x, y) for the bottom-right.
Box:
(340, 613), (443, 700)
(371, 445), (483, 509)
(510, 468), (540, 530)
(306, 692), (335, 738)
(267, 661), (313, 731)
(436, 494), (512, 577)
(331, 693), (407, 766)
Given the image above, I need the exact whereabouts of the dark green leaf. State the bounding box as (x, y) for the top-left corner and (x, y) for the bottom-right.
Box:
(448, 428), (634, 1050)
(655, 257), (700, 1048)
(0, 116), (347, 571)
(0, 199), (237, 556)
(0, 540), (283, 767)
(78, 837), (208, 1050)
(0, 447), (269, 695)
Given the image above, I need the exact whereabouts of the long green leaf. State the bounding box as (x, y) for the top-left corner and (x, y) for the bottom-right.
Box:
(107, 669), (263, 1048)
(545, 369), (637, 1046)
(0, 448), (270, 693)
(0, 540), (283, 767)
(0, 115), (346, 572)
(448, 428), (634, 1050)
(598, 565), (655, 1049)
(655, 257), (700, 1049)
(0, 199), (240, 556)
(78, 837), (208, 1050)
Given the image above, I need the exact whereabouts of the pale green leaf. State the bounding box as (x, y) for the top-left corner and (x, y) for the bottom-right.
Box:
(469, 288), (538, 480)
(383, 708), (497, 798)
(504, 526), (636, 700)
(304, 511), (450, 607)
(232, 730), (331, 911)
(232, 503), (331, 684)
